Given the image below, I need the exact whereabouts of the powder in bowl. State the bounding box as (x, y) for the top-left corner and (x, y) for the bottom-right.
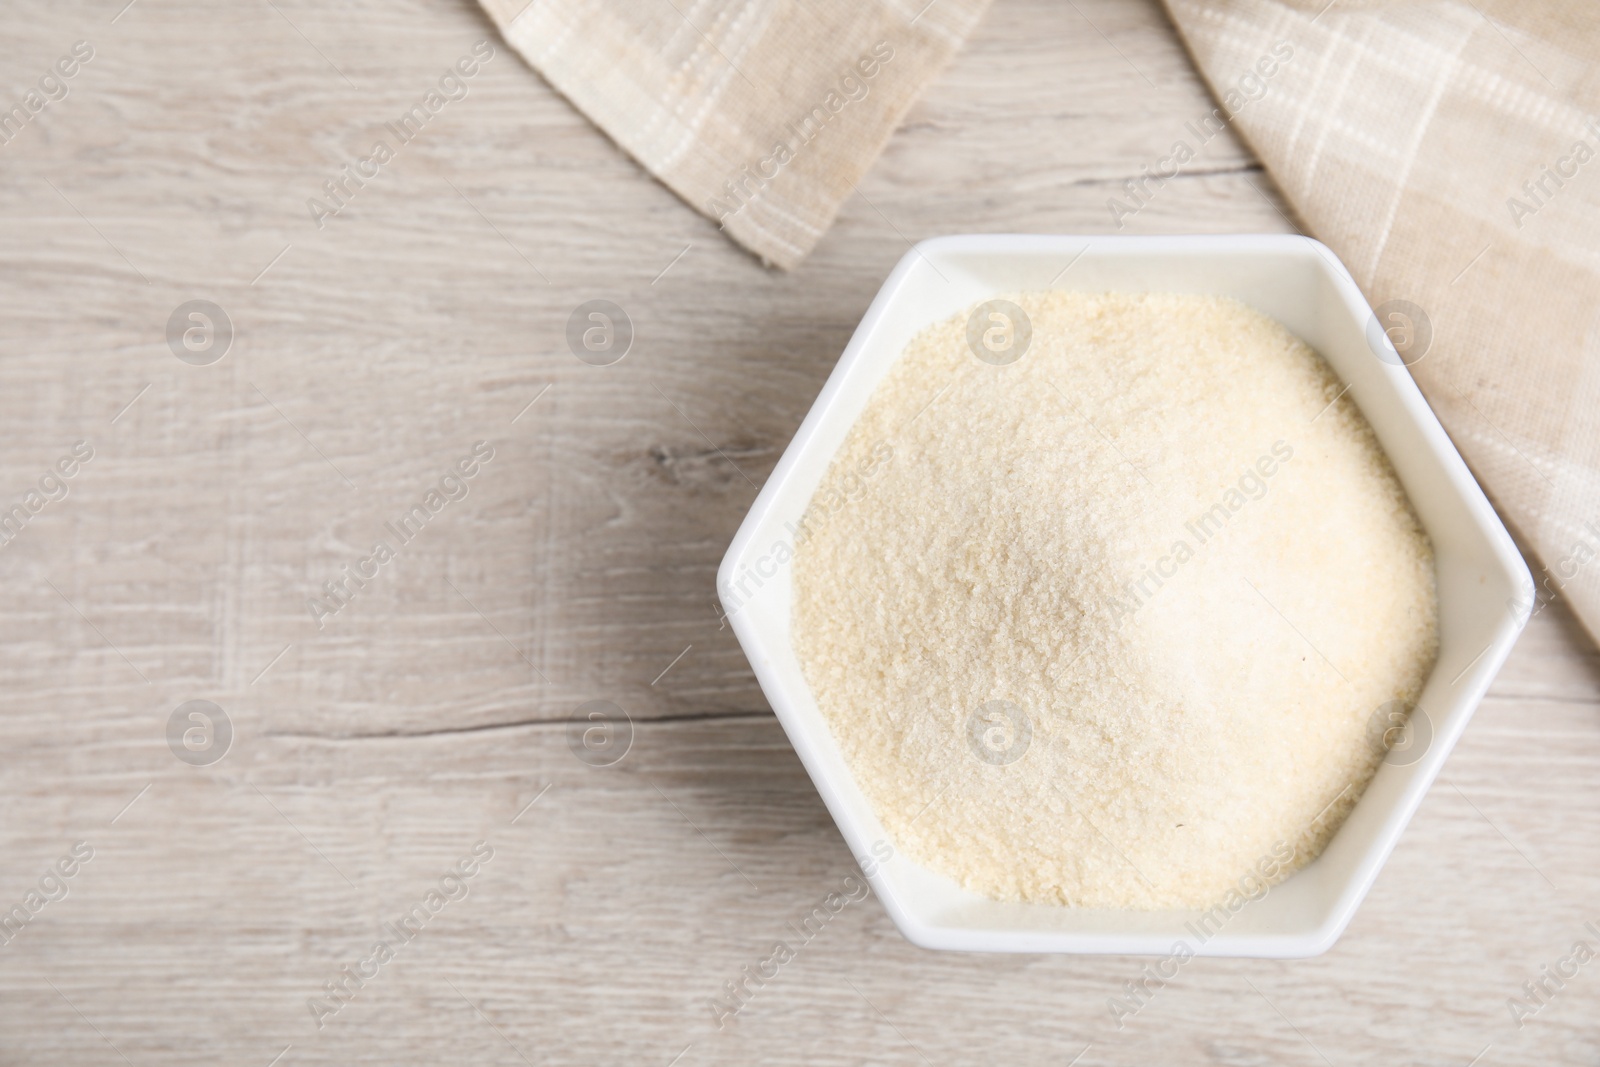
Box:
(791, 291), (1438, 909)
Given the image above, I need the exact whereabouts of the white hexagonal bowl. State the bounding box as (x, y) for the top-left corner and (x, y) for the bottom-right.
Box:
(718, 234), (1532, 957)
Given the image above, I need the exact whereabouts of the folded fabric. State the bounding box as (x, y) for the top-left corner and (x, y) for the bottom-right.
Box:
(477, 0), (992, 269)
(1166, 0), (1600, 644)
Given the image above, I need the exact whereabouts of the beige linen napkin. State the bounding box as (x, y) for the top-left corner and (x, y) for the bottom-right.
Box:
(476, 0), (991, 269)
(1166, 0), (1600, 642)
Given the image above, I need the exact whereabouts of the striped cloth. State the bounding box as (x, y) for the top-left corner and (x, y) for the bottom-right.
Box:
(476, 0), (991, 270)
(479, 0), (1600, 644)
(1165, 0), (1600, 643)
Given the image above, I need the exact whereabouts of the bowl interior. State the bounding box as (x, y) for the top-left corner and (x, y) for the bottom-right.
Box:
(721, 234), (1531, 956)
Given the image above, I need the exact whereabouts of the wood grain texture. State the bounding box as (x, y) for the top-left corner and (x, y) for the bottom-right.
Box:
(0, 0), (1596, 1064)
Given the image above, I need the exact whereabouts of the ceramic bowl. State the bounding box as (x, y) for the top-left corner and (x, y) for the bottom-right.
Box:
(718, 233), (1532, 956)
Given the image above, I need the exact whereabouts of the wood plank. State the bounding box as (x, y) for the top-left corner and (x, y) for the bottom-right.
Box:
(3, 604), (1598, 1065)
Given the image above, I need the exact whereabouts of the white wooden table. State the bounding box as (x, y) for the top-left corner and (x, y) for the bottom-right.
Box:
(2, 0), (1597, 1063)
